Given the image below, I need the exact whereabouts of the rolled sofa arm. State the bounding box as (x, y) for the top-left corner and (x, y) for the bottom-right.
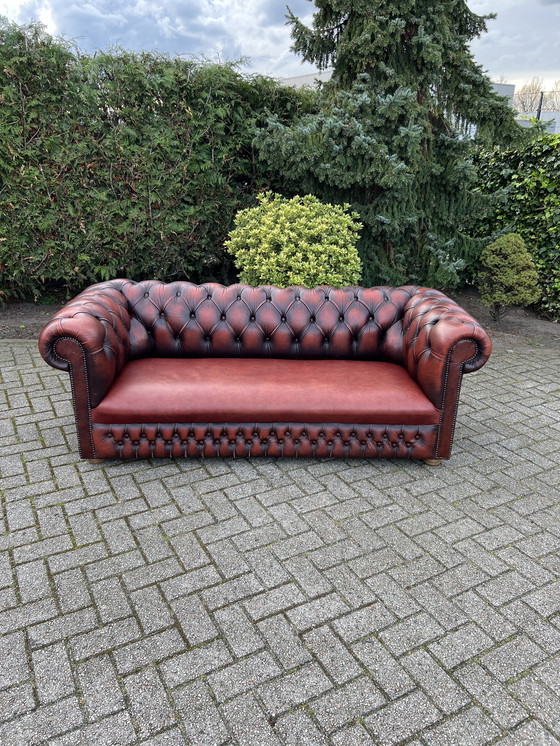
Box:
(38, 281), (132, 408)
(401, 287), (492, 409)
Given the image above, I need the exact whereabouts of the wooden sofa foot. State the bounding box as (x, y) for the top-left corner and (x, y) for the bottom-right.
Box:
(423, 458), (442, 466)
(86, 458), (105, 464)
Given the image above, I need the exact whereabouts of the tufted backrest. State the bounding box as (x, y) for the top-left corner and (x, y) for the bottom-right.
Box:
(102, 279), (418, 363)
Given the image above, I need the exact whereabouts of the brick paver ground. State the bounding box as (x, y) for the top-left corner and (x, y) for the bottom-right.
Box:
(0, 335), (559, 746)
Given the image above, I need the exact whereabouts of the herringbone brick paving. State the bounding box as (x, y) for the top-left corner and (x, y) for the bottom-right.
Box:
(0, 336), (559, 745)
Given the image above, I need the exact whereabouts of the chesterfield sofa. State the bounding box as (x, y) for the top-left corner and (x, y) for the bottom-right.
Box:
(38, 279), (492, 464)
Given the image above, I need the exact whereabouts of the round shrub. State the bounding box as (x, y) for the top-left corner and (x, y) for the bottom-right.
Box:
(225, 192), (363, 287)
(479, 233), (541, 320)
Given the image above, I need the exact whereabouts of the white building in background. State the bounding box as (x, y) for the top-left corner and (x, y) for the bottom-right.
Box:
(516, 112), (560, 133)
(282, 71), (516, 108)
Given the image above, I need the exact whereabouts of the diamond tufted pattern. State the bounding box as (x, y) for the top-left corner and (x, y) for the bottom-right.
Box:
(38, 279), (492, 460)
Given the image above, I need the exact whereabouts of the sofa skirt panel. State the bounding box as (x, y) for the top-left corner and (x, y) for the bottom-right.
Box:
(91, 422), (439, 460)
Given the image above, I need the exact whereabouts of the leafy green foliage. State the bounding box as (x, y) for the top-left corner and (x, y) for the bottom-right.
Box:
(479, 233), (540, 320)
(258, 1), (521, 289)
(225, 192), (362, 287)
(475, 134), (560, 319)
(0, 20), (314, 300)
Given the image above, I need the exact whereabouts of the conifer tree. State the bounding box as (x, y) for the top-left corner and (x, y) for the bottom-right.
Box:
(257, 0), (521, 287)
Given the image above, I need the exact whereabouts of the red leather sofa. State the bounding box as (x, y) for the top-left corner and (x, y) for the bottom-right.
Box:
(38, 279), (492, 464)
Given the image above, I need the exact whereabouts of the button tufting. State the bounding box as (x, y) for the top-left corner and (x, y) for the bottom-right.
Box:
(220, 314), (226, 321)
(339, 315), (344, 321)
(250, 315), (255, 321)
(144, 292), (149, 298)
(190, 312), (195, 318)
(281, 316), (286, 322)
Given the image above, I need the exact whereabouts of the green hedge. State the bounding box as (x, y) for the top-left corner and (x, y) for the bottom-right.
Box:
(476, 133), (560, 320)
(0, 21), (315, 301)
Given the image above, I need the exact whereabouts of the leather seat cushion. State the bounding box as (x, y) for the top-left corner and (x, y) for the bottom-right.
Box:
(91, 357), (440, 425)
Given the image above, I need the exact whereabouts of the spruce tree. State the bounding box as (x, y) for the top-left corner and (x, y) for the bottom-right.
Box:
(257, 0), (521, 287)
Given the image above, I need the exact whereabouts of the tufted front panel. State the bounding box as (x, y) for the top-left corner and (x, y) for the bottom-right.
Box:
(92, 422), (439, 460)
(103, 279), (415, 362)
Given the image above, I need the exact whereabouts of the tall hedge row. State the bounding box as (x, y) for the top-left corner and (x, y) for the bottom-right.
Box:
(0, 21), (314, 300)
(475, 133), (560, 320)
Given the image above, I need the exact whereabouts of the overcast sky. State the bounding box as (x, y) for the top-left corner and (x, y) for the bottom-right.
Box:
(0, 0), (559, 88)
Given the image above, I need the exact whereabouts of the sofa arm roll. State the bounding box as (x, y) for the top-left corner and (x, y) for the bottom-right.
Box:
(402, 289), (492, 409)
(38, 284), (132, 408)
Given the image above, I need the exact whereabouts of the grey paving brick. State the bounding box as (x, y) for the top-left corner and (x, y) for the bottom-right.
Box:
(482, 634), (548, 681)
(275, 709), (329, 745)
(77, 654), (125, 720)
(365, 689), (442, 745)
(456, 590), (517, 642)
(366, 573), (422, 618)
(283, 555), (333, 597)
(91, 577), (132, 623)
(16, 559), (50, 604)
(113, 627), (186, 675)
(525, 581), (560, 616)
(429, 623), (495, 669)
(0, 682), (35, 723)
(170, 593), (216, 645)
(493, 720), (560, 745)
(27, 607), (99, 649)
(257, 614), (312, 669)
(380, 612), (445, 656)
(423, 706), (502, 746)
(478, 570), (534, 605)
(121, 557), (183, 591)
(258, 662), (333, 716)
(48, 711), (136, 746)
(53, 568), (92, 614)
(160, 639), (232, 688)
(3, 341), (560, 746)
(70, 618), (142, 661)
(324, 564), (377, 607)
(37, 505), (68, 538)
(352, 638), (415, 698)
(303, 624), (362, 684)
(286, 593), (351, 632)
(160, 564), (222, 599)
(208, 650), (281, 701)
(124, 667), (175, 739)
(100, 519), (137, 555)
(455, 662), (527, 729)
(0, 596), (58, 634)
(205, 538), (250, 578)
(221, 692), (281, 746)
(32, 641), (75, 704)
(50, 543), (110, 575)
(0, 696), (83, 744)
(129, 585), (174, 635)
(402, 649), (470, 714)
(244, 583), (307, 621)
(331, 723), (377, 746)
(312, 676), (385, 731)
(0, 630), (29, 688)
(202, 573), (264, 611)
(214, 603), (264, 656)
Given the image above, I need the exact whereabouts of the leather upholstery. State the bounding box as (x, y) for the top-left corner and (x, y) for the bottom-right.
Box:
(38, 279), (492, 461)
(91, 358), (440, 425)
(92, 422), (440, 460)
